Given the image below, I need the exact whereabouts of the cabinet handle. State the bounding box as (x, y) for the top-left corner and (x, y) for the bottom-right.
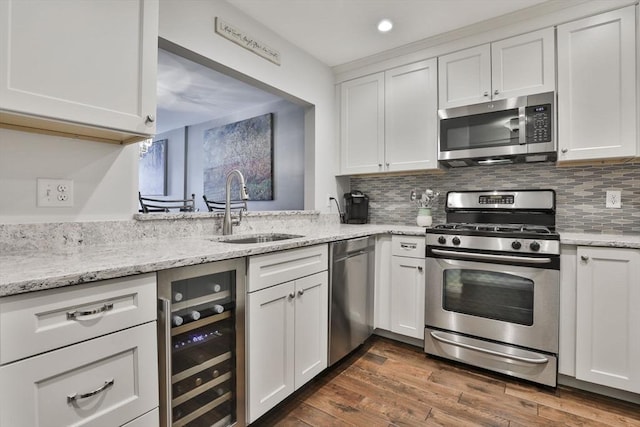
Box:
(67, 378), (115, 404)
(561, 148), (568, 153)
(298, 289), (305, 297)
(145, 114), (155, 124)
(581, 255), (589, 262)
(494, 89), (499, 95)
(67, 303), (114, 320)
(483, 91), (489, 97)
(400, 243), (417, 250)
(378, 163), (383, 167)
(385, 162), (390, 167)
(288, 292), (295, 299)
(417, 266), (423, 272)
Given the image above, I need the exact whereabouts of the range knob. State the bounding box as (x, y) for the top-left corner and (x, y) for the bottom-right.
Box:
(452, 237), (461, 246)
(529, 241), (541, 252)
(437, 236), (447, 244)
(511, 241), (522, 250)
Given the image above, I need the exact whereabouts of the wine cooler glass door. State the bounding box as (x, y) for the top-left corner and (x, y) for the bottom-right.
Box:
(158, 258), (246, 427)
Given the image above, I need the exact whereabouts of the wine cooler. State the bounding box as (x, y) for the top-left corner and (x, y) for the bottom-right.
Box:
(158, 258), (246, 427)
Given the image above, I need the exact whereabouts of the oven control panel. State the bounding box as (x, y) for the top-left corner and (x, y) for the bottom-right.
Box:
(426, 234), (559, 255)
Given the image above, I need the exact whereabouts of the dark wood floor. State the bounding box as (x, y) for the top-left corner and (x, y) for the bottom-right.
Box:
(255, 336), (640, 426)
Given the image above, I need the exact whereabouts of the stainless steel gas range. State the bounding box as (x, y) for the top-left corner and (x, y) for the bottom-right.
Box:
(424, 190), (560, 387)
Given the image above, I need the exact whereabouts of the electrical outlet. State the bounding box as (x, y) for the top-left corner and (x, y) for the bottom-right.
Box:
(37, 178), (74, 207)
(606, 190), (621, 209)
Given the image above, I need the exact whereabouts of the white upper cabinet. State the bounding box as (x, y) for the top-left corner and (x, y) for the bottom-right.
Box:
(340, 73), (385, 174)
(438, 44), (491, 108)
(0, 0), (158, 144)
(385, 60), (439, 172)
(439, 27), (555, 108)
(340, 58), (438, 175)
(557, 6), (637, 162)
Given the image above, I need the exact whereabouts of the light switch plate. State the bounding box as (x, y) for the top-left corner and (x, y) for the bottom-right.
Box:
(605, 190), (621, 209)
(37, 178), (74, 207)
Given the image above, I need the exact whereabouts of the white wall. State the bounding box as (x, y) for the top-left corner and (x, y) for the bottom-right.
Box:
(158, 0), (338, 211)
(0, 128), (138, 223)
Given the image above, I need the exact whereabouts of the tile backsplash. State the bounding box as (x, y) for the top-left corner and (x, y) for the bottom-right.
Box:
(350, 162), (640, 234)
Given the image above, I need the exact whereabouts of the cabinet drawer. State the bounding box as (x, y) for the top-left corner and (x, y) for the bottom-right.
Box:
(0, 322), (158, 427)
(248, 245), (328, 292)
(392, 235), (426, 258)
(0, 273), (156, 364)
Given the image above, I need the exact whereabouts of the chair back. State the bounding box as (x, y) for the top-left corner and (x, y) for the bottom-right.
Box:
(203, 195), (247, 213)
(138, 192), (196, 213)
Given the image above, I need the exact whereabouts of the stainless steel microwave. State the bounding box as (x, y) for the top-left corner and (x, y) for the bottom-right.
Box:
(438, 92), (556, 167)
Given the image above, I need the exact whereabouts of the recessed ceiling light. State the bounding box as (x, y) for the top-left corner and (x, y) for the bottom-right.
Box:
(377, 19), (393, 33)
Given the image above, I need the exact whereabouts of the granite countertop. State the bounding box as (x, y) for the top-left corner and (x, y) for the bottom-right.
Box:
(2, 219), (639, 298)
(559, 232), (640, 249)
(0, 224), (425, 297)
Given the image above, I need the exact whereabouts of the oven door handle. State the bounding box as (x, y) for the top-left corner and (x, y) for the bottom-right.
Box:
(431, 248), (552, 264)
(430, 331), (549, 364)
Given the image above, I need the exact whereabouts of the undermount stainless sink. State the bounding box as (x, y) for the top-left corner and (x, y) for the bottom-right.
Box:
(215, 233), (304, 244)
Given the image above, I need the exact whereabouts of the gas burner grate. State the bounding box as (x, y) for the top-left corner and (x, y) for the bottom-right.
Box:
(434, 223), (554, 235)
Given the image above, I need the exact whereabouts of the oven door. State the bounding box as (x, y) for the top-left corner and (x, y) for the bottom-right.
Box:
(425, 250), (559, 354)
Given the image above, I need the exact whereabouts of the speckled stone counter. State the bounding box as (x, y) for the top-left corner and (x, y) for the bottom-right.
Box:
(560, 232), (640, 249)
(0, 212), (425, 297)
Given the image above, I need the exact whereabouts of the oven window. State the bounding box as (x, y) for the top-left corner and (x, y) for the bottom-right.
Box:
(440, 108), (520, 151)
(443, 269), (533, 325)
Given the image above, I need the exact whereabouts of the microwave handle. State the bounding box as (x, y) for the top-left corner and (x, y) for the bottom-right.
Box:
(518, 106), (527, 145)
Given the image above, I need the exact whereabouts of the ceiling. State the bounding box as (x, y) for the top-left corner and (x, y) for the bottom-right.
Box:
(157, 0), (570, 133)
(225, 0), (555, 67)
(156, 49), (284, 134)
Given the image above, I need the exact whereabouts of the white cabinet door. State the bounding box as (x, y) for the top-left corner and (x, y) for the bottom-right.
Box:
(438, 44), (491, 108)
(340, 73), (385, 174)
(0, 0), (158, 142)
(385, 59), (438, 172)
(439, 28), (555, 109)
(557, 6), (637, 162)
(390, 256), (425, 339)
(247, 281), (295, 423)
(491, 27), (555, 100)
(575, 247), (640, 393)
(294, 272), (328, 389)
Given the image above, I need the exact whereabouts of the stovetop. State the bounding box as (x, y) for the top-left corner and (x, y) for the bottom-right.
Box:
(432, 223), (556, 236)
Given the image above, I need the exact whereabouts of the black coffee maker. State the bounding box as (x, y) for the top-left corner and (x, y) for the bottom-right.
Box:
(343, 191), (369, 224)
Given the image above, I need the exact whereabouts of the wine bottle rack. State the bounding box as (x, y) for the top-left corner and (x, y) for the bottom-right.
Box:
(171, 290), (231, 313)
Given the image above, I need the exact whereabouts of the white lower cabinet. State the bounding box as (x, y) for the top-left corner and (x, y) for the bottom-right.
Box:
(0, 321), (158, 427)
(247, 246), (328, 423)
(0, 274), (159, 427)
(390, 235), (426, 339)
(575, 246), (640, 394)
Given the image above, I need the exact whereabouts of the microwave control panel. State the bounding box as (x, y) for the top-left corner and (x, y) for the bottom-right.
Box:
(526, 104), (552, 143)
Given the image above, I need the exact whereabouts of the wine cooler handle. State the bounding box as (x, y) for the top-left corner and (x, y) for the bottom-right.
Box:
(159, 297), (172, 427)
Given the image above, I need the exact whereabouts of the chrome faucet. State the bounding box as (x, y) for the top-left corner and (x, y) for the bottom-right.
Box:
(223, 169), (249, 235)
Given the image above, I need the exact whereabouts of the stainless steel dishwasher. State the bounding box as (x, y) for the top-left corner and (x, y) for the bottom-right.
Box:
(328, 236), (375, 365)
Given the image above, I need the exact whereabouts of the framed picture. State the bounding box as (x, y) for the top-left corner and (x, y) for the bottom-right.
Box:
(139, 139), (168, 196)
(203, 113), (273, 201)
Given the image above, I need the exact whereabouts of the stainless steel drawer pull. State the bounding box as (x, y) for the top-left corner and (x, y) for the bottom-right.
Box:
(67, 378), (114, 403)
(67, 303), (114, 320)
(400, 243), (417, 249)
(430, 332), (548, 364)
(297, 289), (305, 296)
